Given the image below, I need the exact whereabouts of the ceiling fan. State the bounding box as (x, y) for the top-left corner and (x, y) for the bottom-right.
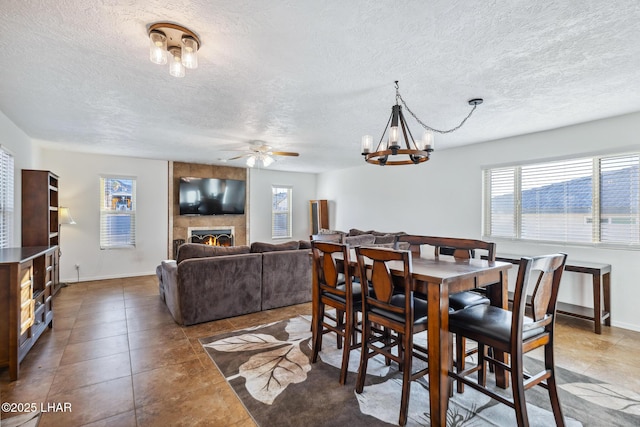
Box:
(224, 140), (299, 168)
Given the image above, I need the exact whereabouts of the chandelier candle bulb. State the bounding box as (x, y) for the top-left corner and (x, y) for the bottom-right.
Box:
(422, 130), (434, 151)
(361, 135), (373, 154)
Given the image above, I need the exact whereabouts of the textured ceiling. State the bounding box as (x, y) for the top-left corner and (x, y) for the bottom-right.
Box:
(1, 1), (640, 173)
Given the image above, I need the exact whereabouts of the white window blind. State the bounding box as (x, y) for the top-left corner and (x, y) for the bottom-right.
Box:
(100, 176), (136, 249)
(483, 153), (640, 246)
(0, 147), (14, 248)
(272, 186), (292, 239)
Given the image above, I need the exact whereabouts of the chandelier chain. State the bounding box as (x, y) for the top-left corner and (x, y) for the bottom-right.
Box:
(395, 87), (478, 135)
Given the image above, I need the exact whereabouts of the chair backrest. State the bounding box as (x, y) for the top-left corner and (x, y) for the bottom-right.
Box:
(396, 235), (496, 261)
(512, 253), (568, 336)
(311, 241), (352, 294)
(355, 246), (413, 319)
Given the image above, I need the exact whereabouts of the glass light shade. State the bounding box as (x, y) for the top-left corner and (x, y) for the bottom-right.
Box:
(421, 130), (435, 151)
(169, 48), (185, 78)
(361, 135), (373, 154)
(262, 155), (274, 167)
(389, 126), (399, 144)
(246, 156), (256, 168)
(181, 36), (198, 69)
(149, 31), (167, 65)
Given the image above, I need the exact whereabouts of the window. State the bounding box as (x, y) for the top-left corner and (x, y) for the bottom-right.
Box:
(483, 153), (639, 246)
(100, 176), (136, 249)
(272, 186), (292, 239)
(0, 147), (14, 248)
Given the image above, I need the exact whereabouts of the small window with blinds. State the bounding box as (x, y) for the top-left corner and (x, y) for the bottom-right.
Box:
(483, 153), (640, 246)
(100, 176), (136, 249)
(272, 186), (292, 239)
(0, 147), (14, 248)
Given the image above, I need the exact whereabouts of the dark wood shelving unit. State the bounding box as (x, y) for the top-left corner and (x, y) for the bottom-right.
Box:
(22, 170), (61, 295)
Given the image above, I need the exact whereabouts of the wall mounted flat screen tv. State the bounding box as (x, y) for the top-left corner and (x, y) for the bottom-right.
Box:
(179, 177), (246, 215)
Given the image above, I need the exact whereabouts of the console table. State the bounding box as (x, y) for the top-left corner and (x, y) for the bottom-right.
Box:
(0, 246), (57, 380)
(493, 254), (611, 334)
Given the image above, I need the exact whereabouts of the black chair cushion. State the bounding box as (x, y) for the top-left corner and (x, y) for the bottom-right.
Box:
(370, 295), (428, 325)
(322, 282), (363, 304)
(449, 291), (490, 311)
(449, 305), (545, 344)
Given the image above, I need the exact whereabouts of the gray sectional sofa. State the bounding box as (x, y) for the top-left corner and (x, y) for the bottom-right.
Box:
(156, 241), (312, 326)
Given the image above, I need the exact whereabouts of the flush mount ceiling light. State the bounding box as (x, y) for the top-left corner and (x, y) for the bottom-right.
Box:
(361, 81), (483, 165)
(148, 22), (201, 78)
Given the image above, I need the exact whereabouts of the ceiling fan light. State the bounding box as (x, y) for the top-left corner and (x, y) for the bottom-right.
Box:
(246, 156), (256, 168)
(169, 47), (185, 78)
(149, 30), (167, 65)
(262, 155), (274, 167)
(181, 36), (198, 69)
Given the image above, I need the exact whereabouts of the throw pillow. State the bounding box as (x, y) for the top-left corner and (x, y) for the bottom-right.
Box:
(176, 243), (251, 264)
(250, 241), (300, 253)
(374, 234), (396, 244)
(298, 240), (312, 249)
(344, 234), (376, 246)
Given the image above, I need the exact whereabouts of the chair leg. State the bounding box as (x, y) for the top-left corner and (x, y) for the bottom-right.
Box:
(339, 309), (353, 385)
(398, 332), (413, 426)
(510, 351), (529, 427)
(477, 343), (487, 387)
(311, 304), (325, 363)
(355, 318), (370, 394)
(545, 344), (565, 427)
(336, 309), (344, 349)
(448, 332), (455, 397)
(456, 333), (465, 393)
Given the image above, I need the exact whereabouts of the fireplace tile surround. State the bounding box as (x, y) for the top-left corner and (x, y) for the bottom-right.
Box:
(169, 162), (248, 259)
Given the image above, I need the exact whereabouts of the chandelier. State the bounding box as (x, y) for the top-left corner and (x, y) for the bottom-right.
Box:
(148, 23), (201, 78)
(361, 81), (483, 165)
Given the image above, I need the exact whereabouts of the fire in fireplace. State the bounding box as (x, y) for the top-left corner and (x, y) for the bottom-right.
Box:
(187, 227), (235, 247)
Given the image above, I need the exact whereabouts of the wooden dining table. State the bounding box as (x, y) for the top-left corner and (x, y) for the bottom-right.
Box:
(315, 249), (512, 427)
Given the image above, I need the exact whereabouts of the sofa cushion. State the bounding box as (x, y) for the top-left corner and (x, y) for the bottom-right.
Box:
(176, 243), (251, 264)
(374, 234), (396, 244)
(298, 240), (312, 249)
(348, 228), (374, 236)
(344, 234), (376, 246)
(250, 241), (300, 253)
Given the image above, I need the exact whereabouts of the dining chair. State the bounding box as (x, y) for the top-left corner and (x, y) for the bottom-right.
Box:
(395, 235), (497, 391)
(448, 253), (568, 427)
(354, 246), (429, 426)
(310, 241), (360, 385)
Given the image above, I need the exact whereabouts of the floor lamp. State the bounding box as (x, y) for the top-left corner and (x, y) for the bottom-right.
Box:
(58, 207), (76, 286)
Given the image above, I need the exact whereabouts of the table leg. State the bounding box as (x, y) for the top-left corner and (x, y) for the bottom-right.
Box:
(603, 272), (611, 327)
(426, 282), (449, 427)
(593, 273), (602, 334)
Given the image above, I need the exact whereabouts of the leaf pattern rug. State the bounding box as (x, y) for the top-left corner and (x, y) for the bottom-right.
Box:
(200, 316), (640, 426)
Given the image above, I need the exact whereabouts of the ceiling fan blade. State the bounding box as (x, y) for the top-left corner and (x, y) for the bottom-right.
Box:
(271, 151), (299, 157)
(227, 154), (250, 161)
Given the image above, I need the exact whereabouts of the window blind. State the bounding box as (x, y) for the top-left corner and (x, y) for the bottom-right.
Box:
(0, 148), (14, 248)
(272, 186), (292, 239)
(483, 153), (640, 246)
(100, 177), (136, 249)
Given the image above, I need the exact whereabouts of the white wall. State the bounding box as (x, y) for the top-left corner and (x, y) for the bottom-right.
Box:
(37, 148), (169, 282)
(248, 168), (317, 243)
(317, 112), (640, 331)
(1, 111), (37, 247)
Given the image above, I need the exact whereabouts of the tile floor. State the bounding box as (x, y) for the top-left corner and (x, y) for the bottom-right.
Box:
(1, 275), (639, 426)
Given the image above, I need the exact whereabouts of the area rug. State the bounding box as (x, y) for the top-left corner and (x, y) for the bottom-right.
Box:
(200, 316), (640, 426)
